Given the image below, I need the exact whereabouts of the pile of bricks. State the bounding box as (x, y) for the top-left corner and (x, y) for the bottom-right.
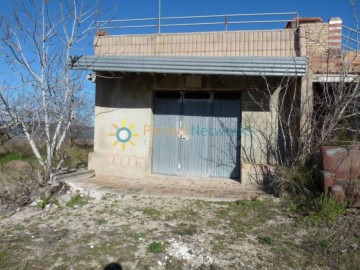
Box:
(319, 145), (360, 207)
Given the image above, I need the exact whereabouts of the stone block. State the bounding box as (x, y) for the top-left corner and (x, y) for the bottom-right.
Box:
(321, 146), (360, 180)
(318, 170), (336, 190)
(331, 184), (346, 204)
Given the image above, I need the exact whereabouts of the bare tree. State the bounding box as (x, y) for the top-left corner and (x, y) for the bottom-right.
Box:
(0, 85), (19, 144)
(0, 0), (99, 184)
(243, 66), (360, 165)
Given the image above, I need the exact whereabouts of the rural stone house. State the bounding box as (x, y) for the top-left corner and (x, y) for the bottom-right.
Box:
(71, 13), (359, 183)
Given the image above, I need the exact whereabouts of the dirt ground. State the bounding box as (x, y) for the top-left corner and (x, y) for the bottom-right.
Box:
(0, 190), (359, 270)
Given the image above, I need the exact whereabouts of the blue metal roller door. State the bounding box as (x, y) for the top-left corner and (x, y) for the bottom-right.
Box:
(152, 91), (241, 179)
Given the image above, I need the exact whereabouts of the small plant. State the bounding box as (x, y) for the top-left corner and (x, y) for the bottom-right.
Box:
(307, 193), (346, 224)
(95, 219), (107, 225)
(66, 192), (89, 207)
(0, 251), (11, 268)
(36, 193), (60, 209)
(142, 207), (161, 217)
(258, 236), (273, 245)
(37, 196), (50, 209)
(286, 202), (298, 213)
(276, 163), (320, 198)
(319, 239), (332, 249)
(236, 198), (263, 210)
(147, 242), (165, 253)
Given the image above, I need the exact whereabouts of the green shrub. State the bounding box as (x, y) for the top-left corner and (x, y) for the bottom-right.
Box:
(147, 242), (165, 253)
(281, 163), (320, 198)
(258, 236), (273, 245)
(272, 160), (348, 223)
(270, 158), (322, 210)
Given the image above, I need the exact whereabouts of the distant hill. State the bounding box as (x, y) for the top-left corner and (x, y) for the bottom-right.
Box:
(0, 122), (94, 140)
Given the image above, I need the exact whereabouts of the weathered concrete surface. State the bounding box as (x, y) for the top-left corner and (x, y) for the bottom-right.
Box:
(89, 75), (153, 177)
(66, 174), (268, 201)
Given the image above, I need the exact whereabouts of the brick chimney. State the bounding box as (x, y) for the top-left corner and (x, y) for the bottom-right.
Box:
(328, 17), (342, 52)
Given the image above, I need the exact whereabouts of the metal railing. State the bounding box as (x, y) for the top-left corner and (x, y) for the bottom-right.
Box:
(96, 12), (299, 35)
(342, 25), (360, 51)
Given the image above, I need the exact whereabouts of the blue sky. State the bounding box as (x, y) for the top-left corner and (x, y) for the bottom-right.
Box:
(0, 0), (358, 107)
(1, 0), (356, 21)
(0, 0), (357, 51)
(102, 0), (356, 26)
(0, 0), (357, 60)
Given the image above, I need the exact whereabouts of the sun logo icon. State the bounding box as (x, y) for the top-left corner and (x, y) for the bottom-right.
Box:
(109, 120), (139, 151)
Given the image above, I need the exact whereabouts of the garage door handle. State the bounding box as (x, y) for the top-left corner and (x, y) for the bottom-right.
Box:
(179, 135), (189, 141)
(178, 129), (189, 141)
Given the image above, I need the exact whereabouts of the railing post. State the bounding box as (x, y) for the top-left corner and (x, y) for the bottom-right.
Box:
(296, 12), (299, 29)
(225, 15), (228, 31)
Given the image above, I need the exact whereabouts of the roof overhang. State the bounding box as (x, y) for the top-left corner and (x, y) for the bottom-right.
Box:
(70, 55), (307, 77)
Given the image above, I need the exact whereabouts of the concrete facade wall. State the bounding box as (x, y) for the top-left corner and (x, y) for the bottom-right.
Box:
(90, 74), (282, 183)
(94, 30), (297, 57)
(89, 75), (153, 177)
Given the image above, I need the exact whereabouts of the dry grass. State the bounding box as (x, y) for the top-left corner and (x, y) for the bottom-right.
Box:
(0, 195), (358, 269)
(0, 139), (92, 213)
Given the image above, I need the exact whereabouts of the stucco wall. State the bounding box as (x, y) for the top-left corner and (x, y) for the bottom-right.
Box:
(90, 74), (282, 183)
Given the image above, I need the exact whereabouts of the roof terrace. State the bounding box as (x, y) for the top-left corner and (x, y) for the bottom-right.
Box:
(94, 12), (302, 57)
